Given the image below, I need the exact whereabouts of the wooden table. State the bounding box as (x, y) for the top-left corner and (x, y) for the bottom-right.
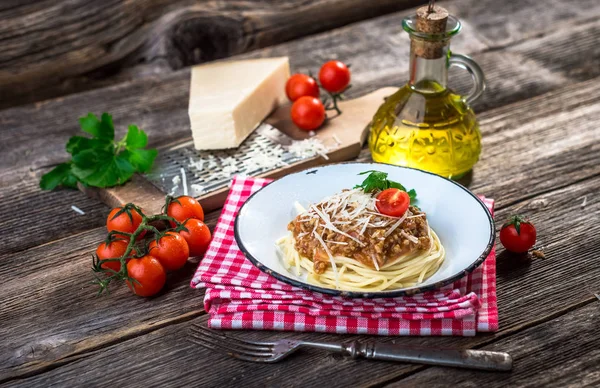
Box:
(1, 0), (599, 386)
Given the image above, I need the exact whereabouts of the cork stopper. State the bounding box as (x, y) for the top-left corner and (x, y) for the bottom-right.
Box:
(416, 5), (448, 34)
(412, 5), (449, 59)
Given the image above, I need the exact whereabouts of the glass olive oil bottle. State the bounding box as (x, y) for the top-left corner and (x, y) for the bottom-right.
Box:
(369, 5), (485, 179)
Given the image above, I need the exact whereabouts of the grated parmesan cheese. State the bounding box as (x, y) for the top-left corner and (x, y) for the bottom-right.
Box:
(191, 184), (205, 195)
(180, 168), (188, 196)
(71, 205), (85, 215)
(288, 138), (329, 160)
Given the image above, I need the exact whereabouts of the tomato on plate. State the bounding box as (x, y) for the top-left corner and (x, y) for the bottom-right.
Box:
(318, 61), (351, 93)
(96, 239), (128, 272)
(148, 232), (189, 271)
(286, 74), (320, 101)
(167, 196), (204, 226)
(107, 206), (144, 235)
(126, 255), (166, 297)
(179, 218), (212, 257)
(500, 215), (536, 253)
(291, 96), (326, 131)
(376, 188), (410, 217)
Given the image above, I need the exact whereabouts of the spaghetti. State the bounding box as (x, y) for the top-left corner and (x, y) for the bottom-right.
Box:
(276, 187), (445, 292)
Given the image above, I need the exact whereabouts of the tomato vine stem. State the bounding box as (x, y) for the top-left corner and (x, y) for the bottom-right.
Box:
(92, 202), (187, 295)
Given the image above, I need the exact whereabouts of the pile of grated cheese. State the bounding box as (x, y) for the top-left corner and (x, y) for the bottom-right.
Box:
(171, 137), (332, 195)
(296, 189), (422, 272)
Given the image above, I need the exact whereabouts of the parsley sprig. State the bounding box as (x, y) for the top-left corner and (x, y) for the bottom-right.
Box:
(354, 170), (417, 202)
(40, 113), (157, 190)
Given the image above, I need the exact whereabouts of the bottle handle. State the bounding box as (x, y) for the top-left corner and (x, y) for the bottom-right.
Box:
(448, 53), (486, 104)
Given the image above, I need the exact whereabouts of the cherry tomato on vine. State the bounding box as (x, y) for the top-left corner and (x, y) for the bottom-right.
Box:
(291, 96), (326, 131)
(376, 188), (410, 217)
(148, 232), (190, 271)
(286, 74), (320, 101)
(107, 206), (144, 236)
(179, 218), (212, 257)
(96, 239), (129, 272)
(167, 196), (204, 226)
(126, 255), (166, 297)
(318, 61), (351, 93)
(500, 215), (537, 253)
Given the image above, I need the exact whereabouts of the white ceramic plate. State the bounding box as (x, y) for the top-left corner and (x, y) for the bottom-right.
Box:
(234, 163), (494, 298)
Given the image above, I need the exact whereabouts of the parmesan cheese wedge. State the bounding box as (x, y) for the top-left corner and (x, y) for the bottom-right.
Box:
(188, 57), (290, 150)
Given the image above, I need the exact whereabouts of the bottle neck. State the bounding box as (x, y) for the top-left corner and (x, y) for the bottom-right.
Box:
(408, 41), (449, 93)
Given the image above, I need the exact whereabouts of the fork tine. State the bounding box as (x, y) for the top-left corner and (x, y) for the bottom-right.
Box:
(189, 325), (273, 352)
(189, 326), (274, 358)
(191, 324), (276, 348)
(188, 335), (273, 360)
(187, 336), (273, 363)
(227, 353), (278, 363)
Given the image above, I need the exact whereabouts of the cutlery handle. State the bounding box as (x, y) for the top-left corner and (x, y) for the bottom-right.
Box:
(342, 341), (512, 372)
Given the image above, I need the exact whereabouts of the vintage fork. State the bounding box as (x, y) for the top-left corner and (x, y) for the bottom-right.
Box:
(188, 324), (512, 371)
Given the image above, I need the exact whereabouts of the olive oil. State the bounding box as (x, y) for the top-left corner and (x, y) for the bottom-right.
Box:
(368, 4), (485, 179)
(369, 81), (481, 178)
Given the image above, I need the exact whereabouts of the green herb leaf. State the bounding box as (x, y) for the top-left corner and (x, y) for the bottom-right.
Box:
(72, 149), (135, 187)
(355, 170), (418, 204)
(40, 163), (78, 190)
(388, 180), (408, 192)
(41, 113), (157, 190)
(121, 148), (158, 173)
(66, 136), (113, 155)
(407, 189), (417, 201)
(125, 125), (148, 149)
(78, 113), (114, 140)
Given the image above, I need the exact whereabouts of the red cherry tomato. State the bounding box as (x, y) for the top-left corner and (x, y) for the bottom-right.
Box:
(376, 188), (410, 217)
(126, 255), (166, 297)
(318, 61), (351, 93)
(500, 215), (537, 253)
(106, 207), (143, 234)
(95, 239), (128, 273)
(167, 196), (204, 227)
(285, 74), (320, 101)
(179, 218), (212, 257)
(148, 232), (190, 271)
(291, 96), (326, 131)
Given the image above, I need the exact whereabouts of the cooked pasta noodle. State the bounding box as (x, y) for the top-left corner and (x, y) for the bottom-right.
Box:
(276, 183), (446, 292)
(276, 228), (444, 292)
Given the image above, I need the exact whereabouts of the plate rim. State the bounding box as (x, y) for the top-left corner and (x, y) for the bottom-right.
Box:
(234, 162), (495, 298)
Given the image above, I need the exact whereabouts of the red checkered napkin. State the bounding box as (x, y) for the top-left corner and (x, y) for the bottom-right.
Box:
(191, 176), (498, 336)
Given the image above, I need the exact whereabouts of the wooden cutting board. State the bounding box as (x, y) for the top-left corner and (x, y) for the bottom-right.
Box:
(82, 87), (397, 214)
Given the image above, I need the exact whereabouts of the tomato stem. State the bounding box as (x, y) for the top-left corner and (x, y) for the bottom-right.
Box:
(92, 201), (187, 295)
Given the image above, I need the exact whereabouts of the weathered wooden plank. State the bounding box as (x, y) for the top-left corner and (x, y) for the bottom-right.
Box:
(4, 0), (599, 110)
(1, 13), (599, 256)
(4, 9), (600, 188)
(2, 114), (600, 384)
(447, 0), (600, 48)
(0, 176), (108, 255)
(0, 0), (426, 109)
(3, 172), (599, 386)
(388, 302), (600, 387)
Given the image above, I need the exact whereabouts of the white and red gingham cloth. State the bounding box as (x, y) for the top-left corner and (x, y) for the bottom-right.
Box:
(191, 176), (498, 336)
